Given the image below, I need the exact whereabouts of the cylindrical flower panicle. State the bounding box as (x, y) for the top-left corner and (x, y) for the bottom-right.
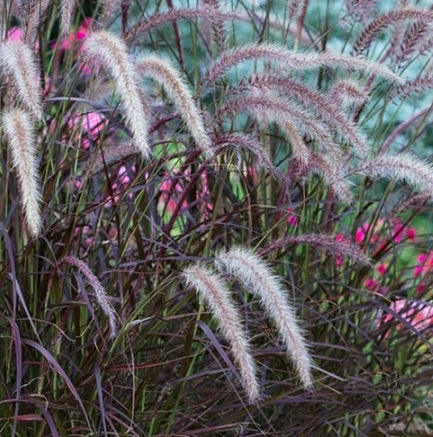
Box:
(215, 247), (314, 389)
(137, 55), (213, 158)
(2, 108), (42, 238)
(60, 255), (117, 339)
(182, 265), (260, 403)
(83, 30), (151, 159)
(0, 40), (43, 120)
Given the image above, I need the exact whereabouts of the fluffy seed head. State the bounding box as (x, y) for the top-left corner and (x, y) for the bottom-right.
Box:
(308, 152), (353, 203)
(359, 153), (433, 198)
(84, 30), (151, 159)
(60, 255), (117, 338)
(259, 234), (371, 266)
(137, 55), (213, 157)
(60, 0), (78, 35)
(218, 94), (341, 163)
(215, 247), (314, 389)
(0, 40), (43, 120)
(202, 43), (401, 86)
(244, 73), (369, 157)
(23, 0), (51, 45)
(2, 108), (42, 238)
(182, 264), (260, 403)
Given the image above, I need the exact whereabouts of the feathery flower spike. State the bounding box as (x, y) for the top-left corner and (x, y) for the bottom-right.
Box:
(0, 40), (43, 120)
(137, 55), (213, 157)
(215, 247), (314, 389)
(202, 43), (401, 87)
(23, 0), (51, 45)
(60, 256), (117, 338)
(359, 153), (433, 198)
(182, 265), (260, 403)
(2, 109), (42, 238)
(60, 0), (79, 35)
(84, 31), (151, 159)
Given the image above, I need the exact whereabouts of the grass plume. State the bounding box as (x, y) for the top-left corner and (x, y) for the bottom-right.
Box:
(215, 247), (314, 389)
(59, 255), (117, 339)
(124, 8), (241, 43)
(359, 153), (433, 198)
(0, 40), (43, 120)
(202, 43), (401, 86)
(259, 234), (371, 266)
(182, 264), (260, 403)
(2, 108), (42, 238)
(60, 0), (78, 35)
(84, 30), (151, 158)
(244, 73), (369, 156)
(218, 94), (341, 163)
(137, 55), (213, 157)
(354, 8), (433, 54)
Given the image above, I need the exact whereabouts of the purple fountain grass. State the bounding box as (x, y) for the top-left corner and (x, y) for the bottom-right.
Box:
(359, 153), (433, 198)
(0, 39), (43, 120)
(217, 93), (341, 163)
(328, 79), (368, 105)
(202, 43), (401, 87)
(60, 0), (78, 35)
(59, 255), (118, 339)
(243, 73), (369, 156)
(308, 152), (353, 203)
(395, 75), (433, 98)
(354, 8), (433, 54)
(23, 0), (51, 45)
(124, 8), (242, 44)
(259, 234), (371, 266)
(2, 108), (42, 238)
(391, 17), (432, 66)
(215, 247), (314, 389)
(202, 0), (227, 54)
(215, 133), (288, 184)
(345, 0), (378, 24)
(182, 264), (260, 403)
(136, 55), (213, 157)
(84, 30), (151, 159)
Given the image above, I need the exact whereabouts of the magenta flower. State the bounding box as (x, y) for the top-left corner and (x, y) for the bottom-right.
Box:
(67, 111), (107, 150)
(104, 164), (137, 207)
(287, 208), (298, 227)
(413, 253), (433, 277)
(376, 263), (387, 276)
(52, 18), (92, 51)
(335, 233), (350, 266)
(382, 299), (433, 333)
(158, 169), (212, 218)
(52, 18), (96, 75)
(7, 27), (24, 42)
(159, 173), (189, 215)
(364, 277), (379, 291)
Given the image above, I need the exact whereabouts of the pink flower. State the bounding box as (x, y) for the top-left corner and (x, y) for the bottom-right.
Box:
(364, 277), (379, 291)
(287, 208), (298, 227)
(159, 174), (188, 214)
(383, 299), (433, 333)
(158, 169), (213, 218)
(7, 27), (23, 42)
(52, 18), (92, 51)
(67, 112), (107, 149)
(355, 225), (368, 243)
(335, 233), (350, 267)
(407, 228), (416, 240)
(104, 164), (136, 206)
(376, 263), (387, 276)
(416, 283), (426, 294)
(52, 18), (97, 75)
(414, 253), (433, 277)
